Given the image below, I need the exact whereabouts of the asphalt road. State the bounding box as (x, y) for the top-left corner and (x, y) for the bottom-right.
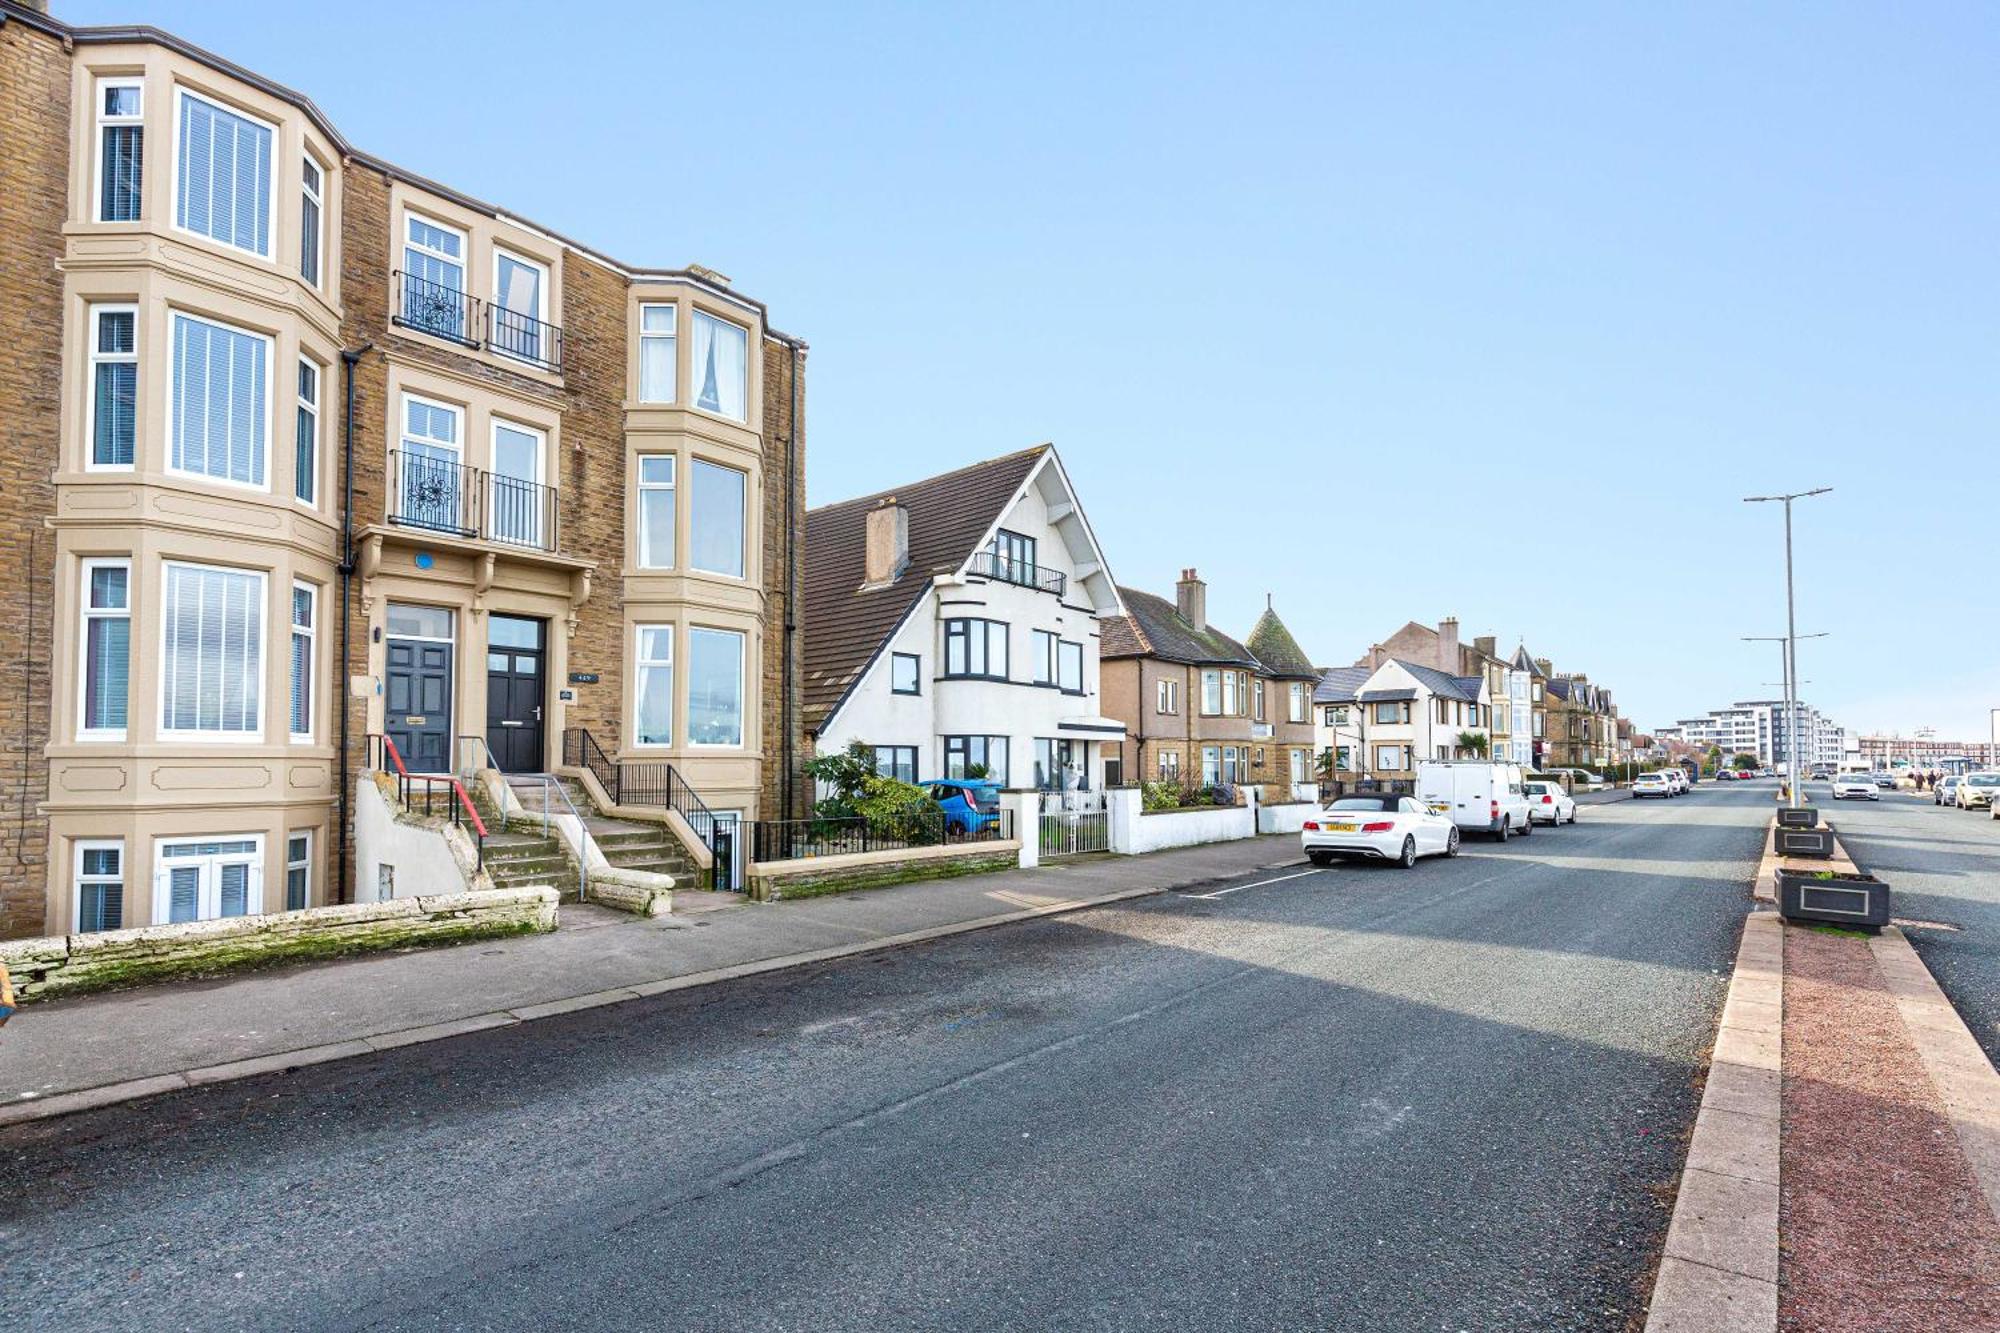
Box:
(1814, 786), (2000, 1067)
(0, 785), (1775, 1333)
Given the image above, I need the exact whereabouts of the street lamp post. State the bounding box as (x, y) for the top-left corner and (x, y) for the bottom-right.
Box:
(1744, 487), (1830, 809)
(1743, 635), (1826, 793)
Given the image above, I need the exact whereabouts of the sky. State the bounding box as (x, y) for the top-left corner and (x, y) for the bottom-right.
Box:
(66, 0), (1999, 741)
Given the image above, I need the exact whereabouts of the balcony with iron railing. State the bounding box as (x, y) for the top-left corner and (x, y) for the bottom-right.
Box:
(966, 550), (1067, 596)
(388, 449), (561, 553)
(391, 269), (565, 374)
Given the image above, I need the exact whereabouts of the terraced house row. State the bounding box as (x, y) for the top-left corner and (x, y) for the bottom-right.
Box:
(0, 1), (806, 937)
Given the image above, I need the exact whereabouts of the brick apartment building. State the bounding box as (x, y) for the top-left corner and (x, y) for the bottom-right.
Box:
(0, 1), (805, 936)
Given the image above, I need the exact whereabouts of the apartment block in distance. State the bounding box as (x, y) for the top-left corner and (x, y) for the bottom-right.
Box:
(0, 1), (805, 936)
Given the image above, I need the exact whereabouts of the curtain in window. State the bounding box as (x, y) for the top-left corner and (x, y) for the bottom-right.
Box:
(636, 627), (673, 745)
(691, 311), (747, 420)
(163, 564), (262, 733)
(687, 628), (743, 746)
(640, 306), (676, 402)
(176, 93), (272, 254)
(172, 314), (267, 486)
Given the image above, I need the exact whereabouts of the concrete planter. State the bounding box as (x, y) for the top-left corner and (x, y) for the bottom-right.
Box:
(1773, 825), (1836, 859)
(1776, 806), (1820, 829)
(1776, 868), (1890, 930)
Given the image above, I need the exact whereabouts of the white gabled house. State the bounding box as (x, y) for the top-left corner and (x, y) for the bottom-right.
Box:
(801, 445), (1126, 793)
(1313, 658), (1493, 784)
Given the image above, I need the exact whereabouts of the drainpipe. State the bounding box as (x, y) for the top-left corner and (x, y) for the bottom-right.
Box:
(780, 338), (801, 819)
(337, 343), (372, 903)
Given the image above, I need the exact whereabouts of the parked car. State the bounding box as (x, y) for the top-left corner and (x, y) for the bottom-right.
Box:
(1831, 774), (1880, 801)
(1660, 767), (1688, 796)
(1868, 772), (1897, 789)
(1633, 772), (1674, 799)
(1936, 776), (1961, 806)
(1417, 760), (1535, 840)
(1523, 779), (1577, 825)
(1714, 769), (1736, 781)
(919, 779), (1005, 834)
(1957, 772), (2000, 810)
(1303, 793), (1459, 867)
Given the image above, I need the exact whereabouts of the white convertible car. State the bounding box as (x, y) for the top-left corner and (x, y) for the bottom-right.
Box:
(1303, 793), (1460, 868)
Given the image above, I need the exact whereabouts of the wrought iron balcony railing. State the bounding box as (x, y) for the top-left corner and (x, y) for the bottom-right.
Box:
(485, 472), (560, 553)
(393, 270), (482, 347)
(388, 450), (560, 552)
(967, 550), (1067, 596)
(489, 303), (564, 373)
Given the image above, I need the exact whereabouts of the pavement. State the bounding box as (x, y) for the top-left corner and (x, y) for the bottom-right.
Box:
(0, 783), (1771, 1332)
(0, 836), (1309, 1115)
(1813, 788), (2000, 1066)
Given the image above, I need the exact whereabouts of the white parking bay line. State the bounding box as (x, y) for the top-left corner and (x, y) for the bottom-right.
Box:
(1183, 868), (1324, 901)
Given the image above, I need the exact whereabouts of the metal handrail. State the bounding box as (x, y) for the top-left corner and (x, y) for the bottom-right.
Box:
(966, 549), (1066, 596)
(367, 733), (485, 869)
(487, 303), (564, 373)
(564, 727), (621, 802)
(484, 471), (560, 552)
(460, 732), (587, 901)
(564, 727), (729, 890)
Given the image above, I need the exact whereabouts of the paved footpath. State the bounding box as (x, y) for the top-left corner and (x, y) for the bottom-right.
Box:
(0, 837), (1308, 1115)
(0, 786), (1765, 1332)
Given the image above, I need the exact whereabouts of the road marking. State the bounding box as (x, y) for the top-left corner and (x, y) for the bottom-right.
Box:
(1183, 868), (1324, 900)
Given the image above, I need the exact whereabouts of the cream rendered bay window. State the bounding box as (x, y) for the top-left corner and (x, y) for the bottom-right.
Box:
(160, 562), (264, 738)
(76, 840), (125, 933)
(689, 459), (746, 578)
(289, 582), (315, 741)
(95, 79), (144, 223)
(637, 456), (675, 568)
(687, 627), (745, 748)
(170, 311), (269, 489)
(294, 359), (319, 504)
(300, 157), (323, 286)
(155, 835), (262, 923)
(634, 625), (673, 747)
(88, 306), (137, 469)
(79, 560), (131, 740)
(690, 310), (748, 421)
(639, 304), (676, 402)
(174, 89), (274, 258)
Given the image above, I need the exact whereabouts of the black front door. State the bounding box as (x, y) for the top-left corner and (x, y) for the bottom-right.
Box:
(485, 615), (545, 772)
(386, 638), (453, 773)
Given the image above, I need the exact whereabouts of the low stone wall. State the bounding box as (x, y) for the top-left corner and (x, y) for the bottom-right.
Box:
(1256, 800), (1316, 835)
(1111, 788), (1256, 853)
(0, 886), (559, 1003)
(748, 843), (1021, 902)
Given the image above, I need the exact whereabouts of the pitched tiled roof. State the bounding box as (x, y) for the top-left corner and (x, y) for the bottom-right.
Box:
(1547, 678), (1572, 701)
(1315, 665), (1372, 703)
(1245, 608), (1318, 680)
(1101, 587), (1259, 667)
(1399, 660), (1481, 703)
(802, 446), (1047, 730)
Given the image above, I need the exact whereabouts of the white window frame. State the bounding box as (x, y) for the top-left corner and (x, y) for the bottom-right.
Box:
(169, 87), (277, 260)
(78, 557), (131, 742)
(86, 304), (139, 472)
(632, 623), (674, 749)
(689, 308), (749, 422)
(489, 418), (548, 547)
(74, 838), (126, 934)
(491, 246), (551, 367)
(285, 830), (312, 911)
(1158, 749), (1180, 780)
(152, 834), (264, 925)
(167, 309), (272, 493)
(93, 77), (145, 225)
(157, 561), (267, 741)
(636, 455), (676, 570)
(686, 626), (745, 750)
(289, 580), (316, 743)
(1157, 679), (1178, 715)
(638, 302), (676, 403)
(300, 155), (323, 287)
(294, 357), (319, 506)
(400, 211), (470, 342)
(1289, 682), (1309, 724)
(689, 457), (747, 579)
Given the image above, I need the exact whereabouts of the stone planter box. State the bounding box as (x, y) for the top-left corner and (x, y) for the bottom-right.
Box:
(1776, 806), (1820, 829)
(1773, 825), (1836, 859)
(1776, 868), (1890, 930)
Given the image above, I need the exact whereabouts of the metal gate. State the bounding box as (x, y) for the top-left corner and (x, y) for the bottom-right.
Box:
(1038, 791), (1108, 857)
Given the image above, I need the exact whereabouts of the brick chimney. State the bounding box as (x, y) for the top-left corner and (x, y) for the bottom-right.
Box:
(862, 497), (908, 588)
(1175, 568), (1207, 629)
(1534, 658), (1553, 678)
(1473, 634), (1496, 658)
(1437, 617), (1460, 672)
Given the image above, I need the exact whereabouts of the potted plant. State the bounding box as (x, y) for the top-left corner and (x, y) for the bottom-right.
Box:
(1776, 866), (1890, 929)
(1773, 824), (1836, 859)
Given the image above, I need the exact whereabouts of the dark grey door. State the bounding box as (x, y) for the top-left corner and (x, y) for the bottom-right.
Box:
(485, 615), (545, 772)
(386, 639), (453, 772)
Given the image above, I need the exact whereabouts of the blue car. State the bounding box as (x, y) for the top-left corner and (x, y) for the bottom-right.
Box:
(920, 779), (1004, 835)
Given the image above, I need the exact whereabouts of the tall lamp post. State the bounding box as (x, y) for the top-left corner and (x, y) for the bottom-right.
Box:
(1743, 634), (1826, 792)
(1744, 487), (1831, 809)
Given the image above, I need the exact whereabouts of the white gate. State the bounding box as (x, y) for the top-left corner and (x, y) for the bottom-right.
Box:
(1038, 790), (1108, 857)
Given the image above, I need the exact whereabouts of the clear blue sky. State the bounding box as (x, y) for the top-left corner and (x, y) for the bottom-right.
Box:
(73, 0), (1998, 741)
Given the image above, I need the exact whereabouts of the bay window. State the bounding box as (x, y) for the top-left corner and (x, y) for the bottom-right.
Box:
(155, 836), (261, 924)
(1289, 683), (1309, 723)
(1158, 750), (1180, 780)
(289, 582), (315, 740)
(690, 458), (746, 578)
(943, 618), (1008, 679)
(174, 89), (273, 257)
(943, 735), (1007, 784)
(1375, 745), (1407, 771)
(1201, 670), (1221, 715)
(170, 311), (269, 488)
(300, 157), (322, 286)
(294, 359), (318, 503)
(75, 841), (125, 934)
(639, 304), (676, 402)
(634, 625), (673, 746)
(637, 456), (675, 568)
(1253, 679), (1265, 722)
(88, 306), (137, 469)
(79, 560), (130, 739)
(160, 562), (264, 737)
(96, 79), (144, 223)
(687, 627), (745, 747)
(690, 310), (748, 420)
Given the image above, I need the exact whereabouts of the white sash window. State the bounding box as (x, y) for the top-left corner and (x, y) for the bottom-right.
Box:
(155, 837), (263, 924)
(161, 562), (265, 737)
(175, 89), (273, 257)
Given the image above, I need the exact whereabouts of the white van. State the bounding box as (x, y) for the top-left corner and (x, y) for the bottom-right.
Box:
(1417, 760), (1536, 841)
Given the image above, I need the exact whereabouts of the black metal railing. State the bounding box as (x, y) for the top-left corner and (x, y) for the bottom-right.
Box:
(489, 304), (564, 373)
(485, 472), (560, 552)
(366, 733), (486, 870)
(563, 728), (731, 890)
(564, 727), (620, 799)
(966, 550), (1066, 596)
(393, 270), (481, 347)
(389, 449), (480, 537)
(1317, 778), (1417, 800)
(750, 807), (1014, 863)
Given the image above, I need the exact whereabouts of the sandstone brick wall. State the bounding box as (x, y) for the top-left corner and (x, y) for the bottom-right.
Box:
(0, 20), (70, 935)
(759, 337), (806, 822)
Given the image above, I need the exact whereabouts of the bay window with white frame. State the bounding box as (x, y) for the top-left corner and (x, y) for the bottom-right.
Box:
(289, 582), (315, 741)
(174, 88), (273, 258)
(690, 310), (748, 420)
(88, 305), (137, 469)
(159, 562), (264, 738)
(294, 359), (319, 504)
(687, 627), (745, 748)
(75, 840), (125, 933)
(286, 831), (312, 911)
(634, 625), (673, 747)
(170, 311), (269, 489)
(689, 458), (746, 578)
(95, 78), (144, 223)
(637, 456), (675, 568)
(300, 156), (323, 287)
(78, 559), (131, 740)
(638, 303), (676, 403)
(155, 834), (262, 924)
